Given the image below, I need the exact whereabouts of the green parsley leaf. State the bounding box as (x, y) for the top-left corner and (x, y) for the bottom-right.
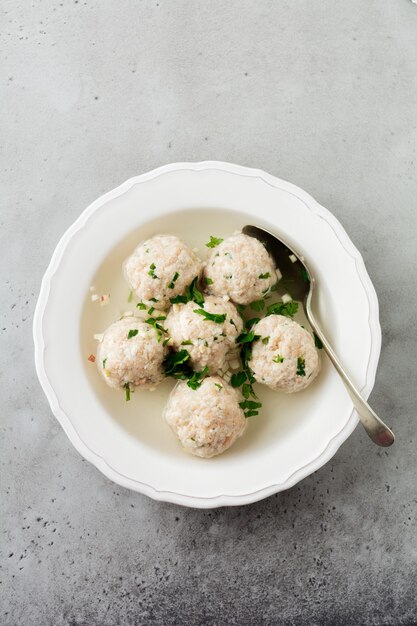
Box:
(296, 356), (306, 376)
(237, 304), (246, 313)
(127, 329), (138, 340)
(169, 277), (204, 306)
(239, 400), (262, 411)
(102, 358), (107, 369)
(148, 306), (155, 315)
(237, 329), (260, 344)
(136, 302), (147, 310)
(300, 267), (310, 283)
(187, 366), (209, 390)
(193, 308), (226, 323)
(244, 410), (260, 418)
(169, 294), (188, 304)
(231, 371), (247, 387)
(124, 382), (131, 401)
(164, 349), (191, 377)
(127, 291), (133, 303)
(214, 383), (223, 390)
(314, 333), (323, 349)
(266, 301), (299, 317)
(181, 339), (194, 346)
(144, 317), (167, 342)
(250, 299), (265, 312)
(273, 354), (284, 363)
(245, 317), (260, 330)
(205, 236), (224, 248)
(149, 297), (159, 303)
(204, 277), (214, 286)
(167, 272), (180, 289)
(258, 272), (271, 279)
(262, 336), (269, 344)
(148, 263), (158, 279)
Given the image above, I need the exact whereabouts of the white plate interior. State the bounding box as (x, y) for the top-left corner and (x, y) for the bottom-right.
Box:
(35, 163), (379, 506)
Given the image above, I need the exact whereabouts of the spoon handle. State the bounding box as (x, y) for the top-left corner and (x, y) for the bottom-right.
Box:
(305, 298), (395, 447)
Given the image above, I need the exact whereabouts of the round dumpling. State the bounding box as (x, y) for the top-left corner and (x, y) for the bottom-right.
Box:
(203, 233), (277, 305)
(164, 376), (247, 458)
(124, 234), (203, 309)
(165, 295), (243, 374)
(97, 316), (167, 392)
(249, 315), (320, 393)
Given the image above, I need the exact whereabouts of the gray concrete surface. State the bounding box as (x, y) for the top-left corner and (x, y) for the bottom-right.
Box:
(1, 1), (417, 624)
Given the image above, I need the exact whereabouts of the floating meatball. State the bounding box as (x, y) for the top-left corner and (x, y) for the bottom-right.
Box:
(97, 317), (167, 392)
(249, 315), (320, 393)
(164, 376), (247, 458)
(165, 295), (243, 374)
(203, 233), (277, 305)
(124, 234), (203, 309)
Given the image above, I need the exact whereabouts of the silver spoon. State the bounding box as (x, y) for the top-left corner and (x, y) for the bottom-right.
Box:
(243, 224), (395, 447)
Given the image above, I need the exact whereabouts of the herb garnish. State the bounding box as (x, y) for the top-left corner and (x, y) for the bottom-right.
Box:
(136, 302), (146, 310)
(296, 356), (306, 376)
(127, 329), (138, 340)
(231, 371), (247, 388)
(145, 317), (167, 342)
(239, 400), (262, 418)
(187, 367), (209, 390)
(314, 333), (323, 349)
(170, 277), (204, 306)
(262, 336), (269, 344)
(167, 272), (180, 289)
(266, 301), (298, 317)
(127, 291), (133, 303)
(193, 308), (226, 323)
(204, 277), (214, 286)
(124, 382), (131, 401)
(214, 383), (223, 390)
(102, 358), (107, 369)
(250, 299), (265, 312)
(258, 272), (271, 279)
(205, 236), (224, 248)
(181, 339), (194, 346)
(148, 263), (158, 279)
(273, 354), (284, 363)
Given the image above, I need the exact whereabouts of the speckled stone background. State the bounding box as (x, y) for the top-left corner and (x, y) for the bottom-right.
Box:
(1, 1), (417, 624)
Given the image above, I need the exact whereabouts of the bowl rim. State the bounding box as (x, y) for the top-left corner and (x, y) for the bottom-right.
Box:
(33, 161), (381, 508)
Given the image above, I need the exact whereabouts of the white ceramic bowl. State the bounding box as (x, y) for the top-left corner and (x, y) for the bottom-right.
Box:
(33, 162), (381, 508)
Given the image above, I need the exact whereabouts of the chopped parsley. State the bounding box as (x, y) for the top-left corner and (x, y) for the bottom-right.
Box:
(237, 329), (260, 344)
(102, 358), (107, 369)
(250, 299), (265, 312)
(145, 317), (167, 342)
(181, 339), (194, 346)
(239, 399), (262, 418)
(301, 267), (310, 283)
(205, 235), (224, 248)
(127, 329), (138, 340)
(237, 304), (246, 313)
(296, 356), (306, 376)
(266, 301), (299, 317)
(148, 263), (158, 279)
(273, 354), (284, 363)
(124, 382), (131, 401)
(258, 272), (271, 279)
(231, 371), (247, 388)
(167, 272), (180, 289)
(149, 297), (159, 303)
(136, 302), (146, 310)
(314, 333), (323, 349)
(204, 277), (214, 286)
(245, 317), (260, 329)
(187, 367), (209, 390)
(214, 383), (223, 390)
(170, 277), (204, 306)
(230, 318), (237, 329)
(262, 336), (269, 344)
(148, 306), (155, 315)
(193, 308), (226, 323)
(163, 349), (191, 378)
(127, 291), (133, 303)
